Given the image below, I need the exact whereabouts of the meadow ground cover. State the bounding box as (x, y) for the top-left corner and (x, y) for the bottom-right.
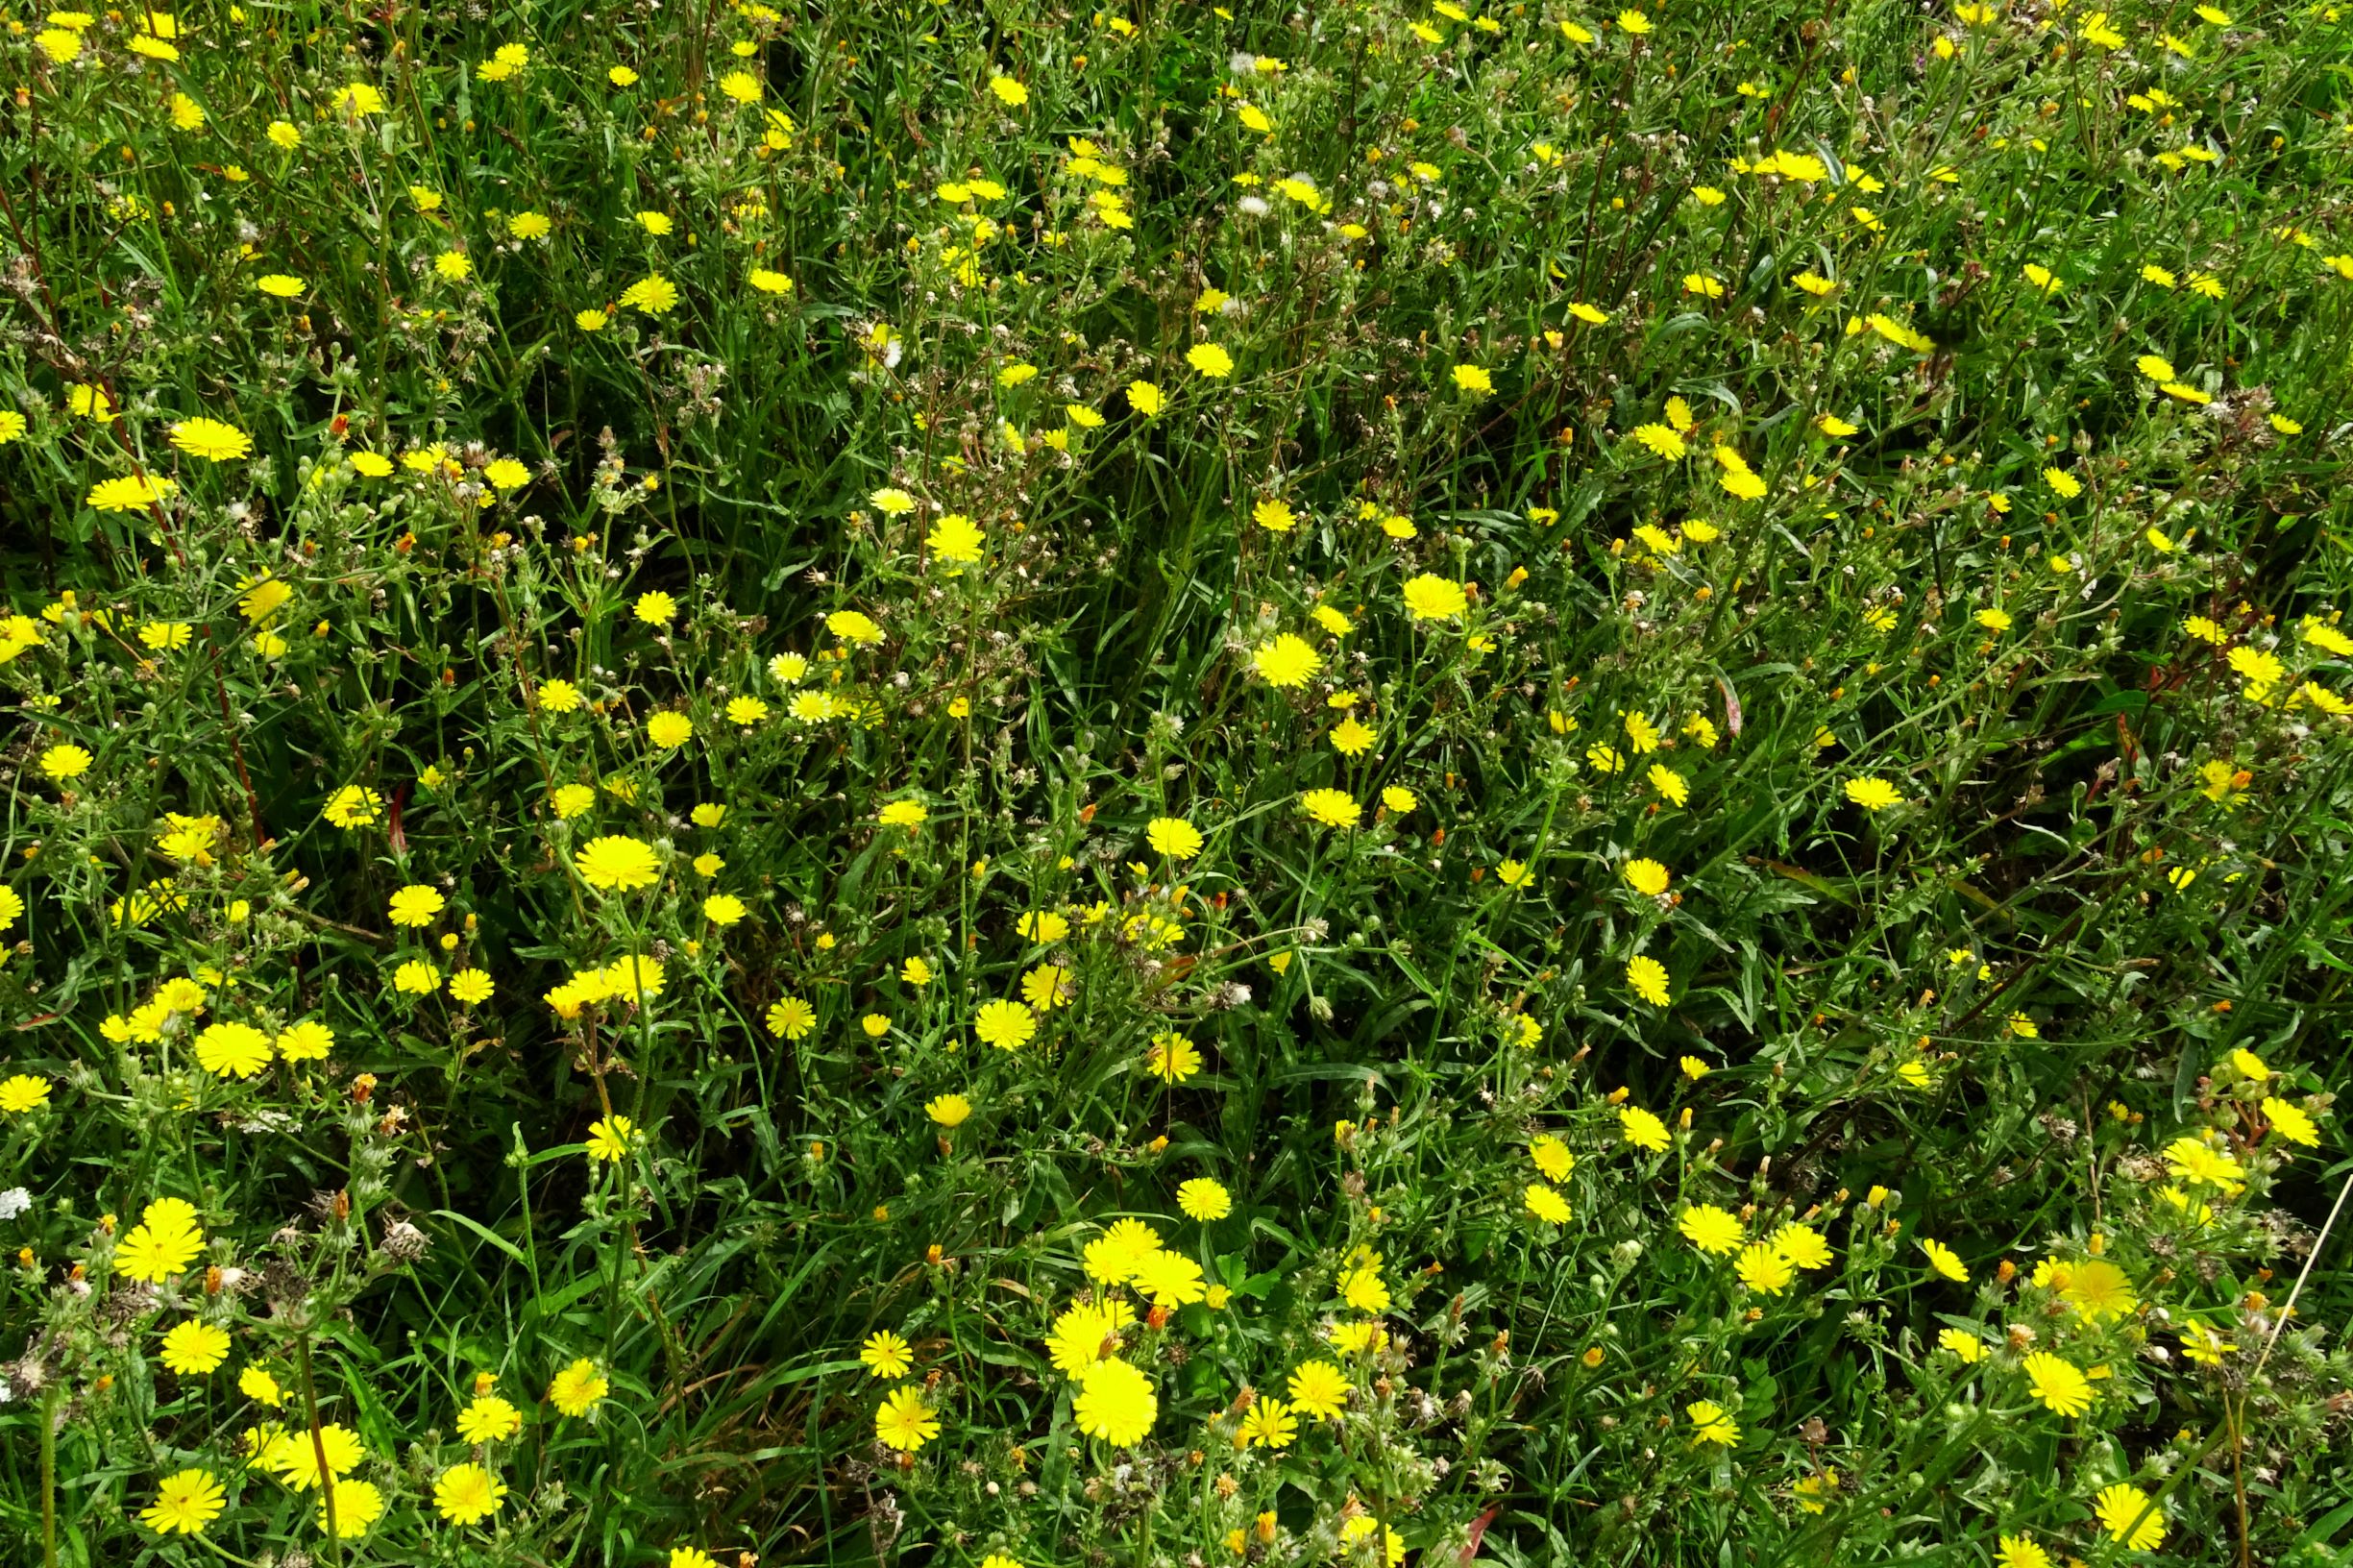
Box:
(2, 0), (2353, 1561)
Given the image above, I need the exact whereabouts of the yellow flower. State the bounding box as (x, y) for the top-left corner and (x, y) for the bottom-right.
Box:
(1067, 1357), (1155, 1443)
(1685, 1399), (1739, 1445)
(585, 1116), (637, 1162)
(1865, 313), (1934, 354)
(39, 745), (92, 782)
(1017, 910), (1070, 943)
(1401, 574), (1469, 621)
(1625, 955), (1671, 1007)
(139, 1470), (227, 1535)
(433, 1462), (507, 1526)
(927, 513), (984, 562)
(827, 608), (884, 645)
(1337, 1258), (1389, 1312)
(620, 273), (680, 314)
(1845, 776), (1903, 812)
(1300, 788), (1360, 829)
(1792, 1468), (1840, 1515)
(2022, 1351), (2092, 1416)
(87, 474), (175, 512)
(238, 1364), (285, 1406)
(170, 417), (253, 462)
(456, 1395), (523, 1442)
(1920, 1237), (1969, 1283)
(1330, 716), (1375, 756)
(1146, 1033), (1202, 1082)
(1134, 1248), (1208, 1308)
(1679, 1205), (1743, 1255)
(195, 1021), (274, 1078)
(2263, 1097), (2320, 1147)
(1285, 1360), (1350, 1418)
(872, 1383), (941, 1452)
(575, 836), (661, 892)
(317, 1476), (385, 1538)
(1623, 858), (1670, 896)
(2058, 1259), (2138, 1321)
(117, 1199), (205, 1283)
(2163, 1135), (2243, 1188)
(2227, 646), (2284, 689)
(1146, 817), (1204, 860)
(2094, 1484), (2166, 1551)
(1253, 633), (1321, 687)
(859, 1331), (914, 1379)
(1187, 343), (1235, 378)
(1996, 1533), (2052, 1568)
(1177, 1178), (1231, 1220)
(974, 998), (1039, 1050)
(548, 1359), (609, 1416)
(1619, 1105), (1670, 1152)
(1735, 1242), (1793, 1293)
(1631, 423), (1687, 460)
(2079, 11), (2126, 48)
(264, 1421), (364, 1489)
(159, 1319), (233, 1375)
(1772, 1223), (1832, 1270)
(1238, 1397), (1297, 1449)
(2179, 1317), (2239, 1364)
(925, 1093), (971, 1127)
(1938, 1328), (1990, 1362)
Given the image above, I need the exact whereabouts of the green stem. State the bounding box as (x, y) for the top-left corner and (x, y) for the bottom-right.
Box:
(294, 1332), (344, 1568)
(39, 1385), (58, 1568)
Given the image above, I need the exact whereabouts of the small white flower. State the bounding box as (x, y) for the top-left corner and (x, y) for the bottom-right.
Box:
(0, 1188), (29, 1221)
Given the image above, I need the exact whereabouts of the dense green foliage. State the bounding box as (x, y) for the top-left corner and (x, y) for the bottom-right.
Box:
(3, 0), (2353, 1563)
